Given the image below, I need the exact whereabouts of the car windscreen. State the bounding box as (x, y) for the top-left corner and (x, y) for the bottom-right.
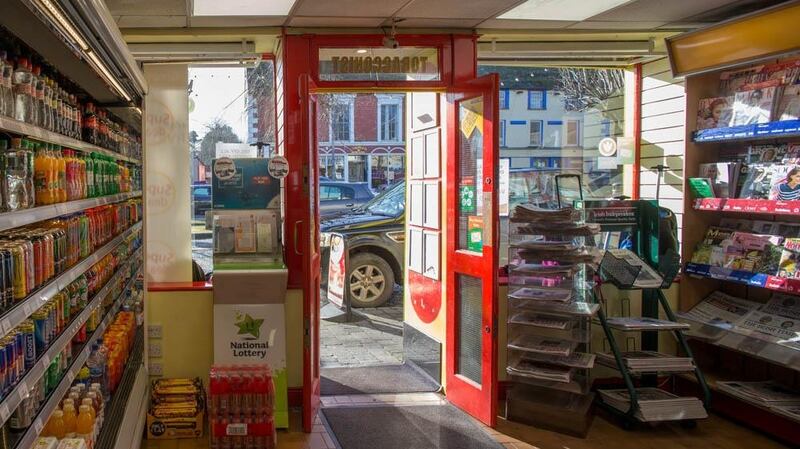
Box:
(365, 182), (405, 217)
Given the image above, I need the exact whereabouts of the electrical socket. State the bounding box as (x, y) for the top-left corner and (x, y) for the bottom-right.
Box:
(147, 324), (163, 339)
(149, 362), (163, 377)
(149, 342), (162, 358)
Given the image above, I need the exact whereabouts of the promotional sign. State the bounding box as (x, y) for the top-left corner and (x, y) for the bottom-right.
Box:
(616, 136), (636, 165)
(215, 142), (256, 159)
(460, 185), (476, 213)
(598, 137), (617, 157)
(212, 158), (280, 209)
(318, 47), (440, 82)
(268, 155), (289, 179)
(467, 216), (483, 251)
(327, 234), (346, 308)
(213, 303), (288, 428)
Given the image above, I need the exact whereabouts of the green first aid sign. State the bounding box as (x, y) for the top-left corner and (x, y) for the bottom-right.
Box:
(460, 185), (476, 213)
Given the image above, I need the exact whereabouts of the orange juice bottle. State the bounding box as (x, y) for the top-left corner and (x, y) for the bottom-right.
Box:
(45, 145), (57, 204)
(34, 144), (50, 205)
(57, 148), (67, 202)
(76, 404), (95, 448)
(62, 402), (78, 438)
(47, 410), (66, 439)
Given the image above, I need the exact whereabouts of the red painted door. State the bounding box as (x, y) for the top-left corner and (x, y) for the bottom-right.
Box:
(299, 74), (321, 432)
(445, 74), (500, 426)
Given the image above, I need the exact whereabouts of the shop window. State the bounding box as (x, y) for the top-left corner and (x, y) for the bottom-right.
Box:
(378, 102), (402, 142)
(320, 154), (345, 181)
(529, 121), (542, 148)
(565, 120), (580, 147)
(369, 153), (404, 191)
(348, 155), (367, 183)
(527, 90), (546, 110)
(331, 102), (353, 142)
(320, 185), (355, 200)
(500, 120), (506, 147)
(500, 89), (510, 109)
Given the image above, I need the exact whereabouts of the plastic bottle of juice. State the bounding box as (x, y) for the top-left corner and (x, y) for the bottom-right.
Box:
(86, 390), (103, 424)
(76, 404), (94, 448)
(45, 144), (57, 204)
(78, 152), (86, 198)
(47, 409), (66, 439)
(62, 402), (78, 438)
(85, 153), (94, 198)
(57, 148), (66, 203)
(34, 143), (50, 205)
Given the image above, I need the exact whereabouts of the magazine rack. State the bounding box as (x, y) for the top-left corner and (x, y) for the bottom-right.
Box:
(501, 204), (600, 438)
(577, 200), (711, 428)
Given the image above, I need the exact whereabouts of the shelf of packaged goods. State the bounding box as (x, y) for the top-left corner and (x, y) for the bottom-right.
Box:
(693, 198), (800, 215)
(692, 119), (800, 143)
(685, 262), (800, 294)
(0, 192), (142, 233)
(675, 373), (800, 446)
(9, 261), (141, 449)
(0, 251), (141, 430)
(0, 221), (142, 344)
(0, 116), (141, 165)
(95, 330), (145, 449)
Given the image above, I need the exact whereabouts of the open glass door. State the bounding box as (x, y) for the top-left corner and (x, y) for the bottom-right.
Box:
(300, 74), (321, 432)
(445, 74), (500, 426)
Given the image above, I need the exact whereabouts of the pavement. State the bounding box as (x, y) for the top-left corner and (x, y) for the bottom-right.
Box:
(320, 285), (405, 368)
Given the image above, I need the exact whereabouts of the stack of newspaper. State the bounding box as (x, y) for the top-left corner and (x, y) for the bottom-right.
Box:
(507, 358), (575, 383)
(605, 317), (690, 331)
(717, 381), (800, 422)
(596, 351), (695, 373)
(599, 388), (708, 422)
(507, 334), (575, 357)
(677, 290), (762, 340)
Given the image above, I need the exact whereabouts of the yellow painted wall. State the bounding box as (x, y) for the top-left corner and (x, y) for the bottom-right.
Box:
(147, 288), (305, 388)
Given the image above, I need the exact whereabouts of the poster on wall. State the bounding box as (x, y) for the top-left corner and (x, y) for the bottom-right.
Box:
(327, 233), (347, 308)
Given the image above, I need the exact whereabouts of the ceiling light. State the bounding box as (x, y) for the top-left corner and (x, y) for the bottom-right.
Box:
(86, 50), (131, 102)
(498, 0), (630, 21)
(356, 49), (368, 54)
(37, 0), (89, 51)
(193, 0), (296, 16)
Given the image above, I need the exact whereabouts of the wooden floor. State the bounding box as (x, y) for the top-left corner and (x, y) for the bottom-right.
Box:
(144, 397), (790, 449)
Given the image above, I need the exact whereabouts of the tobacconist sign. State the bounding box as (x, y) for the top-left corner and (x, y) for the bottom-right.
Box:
(318, 47), (440, 82)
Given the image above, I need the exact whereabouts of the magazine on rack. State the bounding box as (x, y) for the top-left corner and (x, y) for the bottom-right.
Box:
(696, 97), (733, 129)
(599, 388), (708, 422)
(739, 164), (773, 199)
(691, 227), (735, 265)
(777, 84), (800, 121)
(699, 162), (741, 198)
(762, 293), (800, 320)
(605, 317), (690, 331)
(509, 286), (574, 302)
(508, 334), (574, 357)
(777, 238), (800, 279)
(680, 291), (762, 331)
(602, 249), (663, 288)
(748, 144), (789, 163)
(731, 84), (779, 126)
(507, 358), (574, 383)
(716, 381), (800, 405)
(767, 164), (800, 201)
(735, 310), (800, 350)
(508, 312), (573, 330)
(596, 351), (694, 372)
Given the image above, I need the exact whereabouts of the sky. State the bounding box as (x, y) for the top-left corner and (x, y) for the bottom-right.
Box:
(188, 67), (248, 141)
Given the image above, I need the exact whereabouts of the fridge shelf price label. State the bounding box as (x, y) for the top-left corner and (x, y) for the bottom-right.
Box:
(0, 404), (9, 421)
(226, 423), (248, 436)
(42, 354), (50, 366)
(66, 369), (75, 383)
(18, 382), (28, 400)
(33, 419), (43, 434)
(0, 319), (9, 334)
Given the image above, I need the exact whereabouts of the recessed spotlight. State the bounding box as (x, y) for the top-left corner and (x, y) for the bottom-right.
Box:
(356, 49), (368, 54)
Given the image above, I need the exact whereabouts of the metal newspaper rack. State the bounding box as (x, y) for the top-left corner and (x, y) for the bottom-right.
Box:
(578, 199), (711, 429)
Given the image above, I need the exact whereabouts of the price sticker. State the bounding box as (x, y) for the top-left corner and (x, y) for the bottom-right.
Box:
(23, 303), (32, 316)
(42, 353), (50, 366)
(67, 370), (75, 383)
(17, 381), (28, 401)
(33, 419), (43, 434)
(226, 423), (248, 436)
(0, 319), (9, 335)
(0, 404), (9, 421)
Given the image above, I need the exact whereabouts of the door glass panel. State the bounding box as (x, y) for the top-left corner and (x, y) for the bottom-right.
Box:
(457, 96), (484, 252)
(457, 274), (483, 385)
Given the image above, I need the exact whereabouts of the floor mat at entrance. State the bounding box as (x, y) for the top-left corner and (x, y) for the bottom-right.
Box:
(321, 363), (439, 395)
(322, 404), (504, 449)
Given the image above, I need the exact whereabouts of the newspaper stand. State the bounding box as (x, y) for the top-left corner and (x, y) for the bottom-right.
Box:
(501, 202), (601, 438)
(580, 200), (711, 429)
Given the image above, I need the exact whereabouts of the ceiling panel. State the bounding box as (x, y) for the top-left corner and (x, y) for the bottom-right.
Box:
(291, 0), (410, 18)
(478, 19), (577, 29)
(288, 16), (386, 27)
(570, 20), (667, 29)
(588, 0), (739, 21)
(387, 18), (484, 28)
(397, 0), (523, 19)
(104, 0), (186, 15)
(115, 15), (187, 28)
(189, 16), (286, 26)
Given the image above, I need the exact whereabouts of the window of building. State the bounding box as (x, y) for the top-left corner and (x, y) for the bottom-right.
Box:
(320, 185), (355, 200)
(369, 153), (405, 191)
(331, 102), (353, 142)
(319, 154), (346, 181)
(347, 155), (367, 182)
(529, 121), (542, 147)
(500, 89), (510, 109)
(528, 90), (546, 110)
(378, 101), (402, 142)
(500, 120), (506, 147)
(565, 120), (580, 146)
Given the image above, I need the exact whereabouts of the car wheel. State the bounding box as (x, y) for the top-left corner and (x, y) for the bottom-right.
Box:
(348, 253), (394, 308)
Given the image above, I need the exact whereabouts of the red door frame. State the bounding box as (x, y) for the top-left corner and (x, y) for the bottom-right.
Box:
(445, 74), (500, 426)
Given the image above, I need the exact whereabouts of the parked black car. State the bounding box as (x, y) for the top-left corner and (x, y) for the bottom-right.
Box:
(320, 181), (405, 307)
(320, 181), (375, 218)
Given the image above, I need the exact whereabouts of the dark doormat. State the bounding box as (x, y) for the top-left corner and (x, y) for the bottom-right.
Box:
(322, 404), (505, 449)
(321, 363), (439, 396)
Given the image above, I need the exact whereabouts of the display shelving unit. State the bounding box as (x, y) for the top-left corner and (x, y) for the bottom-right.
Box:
(679, 53), (800, 446)
(0, 3), (148, 445)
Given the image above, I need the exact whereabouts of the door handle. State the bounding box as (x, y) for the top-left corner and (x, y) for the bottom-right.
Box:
(345, 203), (354, 207)
(294, 220), (303, 255)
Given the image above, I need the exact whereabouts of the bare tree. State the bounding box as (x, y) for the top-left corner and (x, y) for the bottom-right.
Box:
(557, 68), (625, 112)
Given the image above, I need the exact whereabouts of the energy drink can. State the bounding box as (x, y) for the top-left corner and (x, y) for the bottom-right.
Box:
(2, 337), (16, 389)
(30, 234), (42, 289)
(20, 320), (35, 372)
(13, 330), (23, 378)
(0, 248), (10, 310)
(41, 231), (54, 282)
(6, 244), (25, 300)
(32, 310), (47, 355)
(16, 240), (35, 295)
(0, 343), (6, 395)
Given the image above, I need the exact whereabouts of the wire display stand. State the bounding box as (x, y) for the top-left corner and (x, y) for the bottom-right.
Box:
(578, 199), (711, 429)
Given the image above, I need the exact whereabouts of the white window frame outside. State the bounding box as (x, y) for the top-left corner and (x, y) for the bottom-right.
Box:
(329, 95), (355, 143)
(377, 94), (404, 143)
(500, 120), (506, 147)
(529, 120), (543, 148)
(565, 119), (581, 147)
